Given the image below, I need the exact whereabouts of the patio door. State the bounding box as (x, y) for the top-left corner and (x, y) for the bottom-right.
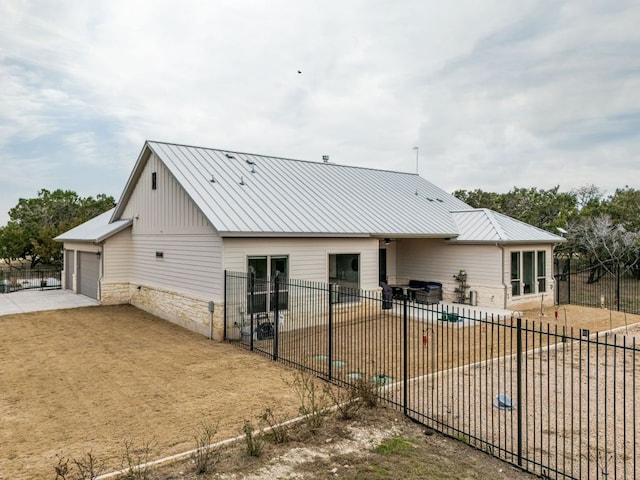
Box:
(379, 249), (387, 284)
(247, 256), (288, 313)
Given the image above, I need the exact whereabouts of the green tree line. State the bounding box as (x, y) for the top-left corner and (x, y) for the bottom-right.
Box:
(0, 189), (115, 268)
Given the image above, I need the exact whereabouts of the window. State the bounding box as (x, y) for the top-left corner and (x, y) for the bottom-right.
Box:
(151, 172), (157, 190)
(329, 253), (360, 303)
(537, 251), (546, 292)
(247, 255), (288, 313)
(511, 249), (548, 296)
(523, 251), (535, 294)
(511, 252), (521, 296)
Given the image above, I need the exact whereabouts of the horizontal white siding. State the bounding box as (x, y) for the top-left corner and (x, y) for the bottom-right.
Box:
(223, 237), (380, 290)
(103, 228), (132, 282)
(121, 153), (214, 234)
(396, 239), (502, 286)
(128, 233), (223, 299)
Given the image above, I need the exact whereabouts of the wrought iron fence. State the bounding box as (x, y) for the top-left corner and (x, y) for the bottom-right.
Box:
(0, 267), (62, 293)
(225, 270), (639, 479)
(555, 257), (640, 314)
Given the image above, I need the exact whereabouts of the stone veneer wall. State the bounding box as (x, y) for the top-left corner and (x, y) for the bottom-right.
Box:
(100, 282), (225, 340)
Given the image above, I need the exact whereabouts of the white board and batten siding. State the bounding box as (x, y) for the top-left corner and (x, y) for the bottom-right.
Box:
(119, 152), (223, 299)
(102, 227), (132, 282)
(223, 237), (380, 290)
(395, 238), (502, 286)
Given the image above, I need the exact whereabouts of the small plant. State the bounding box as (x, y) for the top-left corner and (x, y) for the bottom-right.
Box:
(286, 371), (330, 432)
(243, 420), (263, 457)
(375, 436), (414, 455)
(259, 406), (289, 444)
(353, 376), (380, 408)
(191, 421), (219, 475)
(54, 451), (104, 480)
(120, 439), (155, 480)
(323, 382), (363, 420)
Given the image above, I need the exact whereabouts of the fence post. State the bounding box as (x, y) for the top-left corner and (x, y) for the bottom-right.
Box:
(516, 317), (523, 468)
(567, 257), (572, 305)
(403, 295), (408, 417)
(273, 272), (280, 361)
(249, 270), (255, 352)
(223, 270), (227, 341)
(554, 258), (560, 305)
(616, 262), (621, 311)
(328, 284), (334, 381)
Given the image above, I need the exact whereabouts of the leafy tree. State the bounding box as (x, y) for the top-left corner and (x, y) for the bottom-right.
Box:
(452, 189), (502, 211)
(603, 186), (640, 232)
(0, 189), (115, 268)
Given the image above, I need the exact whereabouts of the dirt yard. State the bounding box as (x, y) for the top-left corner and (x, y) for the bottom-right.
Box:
(0, 305), (302, 480)
(2, 303), (638, 480)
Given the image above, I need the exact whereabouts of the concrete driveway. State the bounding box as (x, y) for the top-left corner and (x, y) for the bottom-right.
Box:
(0, 289), (98, 316)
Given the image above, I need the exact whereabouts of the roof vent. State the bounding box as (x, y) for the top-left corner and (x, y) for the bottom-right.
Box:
(225, 153), (235, 159)
(322, 155), (329, 163)
(239, 176), (245, 185)
(426, 197), (434, 202)
(415, 190), (419, 195)
(436, 198), (444, 203)
(251, 164), (256, 174)
(209, 174), (216, 183)
(246, 159), (255, 165)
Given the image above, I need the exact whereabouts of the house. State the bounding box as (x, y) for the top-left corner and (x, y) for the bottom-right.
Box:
(55, 141), (564, 339)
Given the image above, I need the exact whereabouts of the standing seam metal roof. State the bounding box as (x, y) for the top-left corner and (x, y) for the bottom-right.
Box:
(107, 141), (564, 244)
(144, 141), (465, 236)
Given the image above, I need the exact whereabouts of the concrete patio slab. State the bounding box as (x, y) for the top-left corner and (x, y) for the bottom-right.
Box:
(0, 289), (98, 316)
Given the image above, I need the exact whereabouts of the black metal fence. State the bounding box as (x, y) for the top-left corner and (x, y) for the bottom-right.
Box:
(555, 257), (640, 315)
(0, 267), (62, 293)
(225, 270), (639, 479)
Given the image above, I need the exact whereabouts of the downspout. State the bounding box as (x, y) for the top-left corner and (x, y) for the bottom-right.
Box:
(497, 243), (508, 309)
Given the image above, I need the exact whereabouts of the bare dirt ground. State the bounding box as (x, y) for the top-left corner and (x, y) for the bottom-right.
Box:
(2, 304), (638, 480)
(1, 305), (301, 480)
(519, 303), (640, 335)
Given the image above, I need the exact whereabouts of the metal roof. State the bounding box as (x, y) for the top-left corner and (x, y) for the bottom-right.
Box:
(114, 141), (470, 237)
(451, 209), (565, 243)
(107, 141), (564, 244)
(54, 208), (132, 243)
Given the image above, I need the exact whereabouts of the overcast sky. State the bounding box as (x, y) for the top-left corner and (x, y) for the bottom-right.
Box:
(1, 0), (639, 225)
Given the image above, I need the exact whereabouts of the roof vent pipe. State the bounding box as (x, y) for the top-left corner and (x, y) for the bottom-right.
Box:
(322, 155), (329, 163)
(210, 174), (215, 183)
(239, 176), (245, 185)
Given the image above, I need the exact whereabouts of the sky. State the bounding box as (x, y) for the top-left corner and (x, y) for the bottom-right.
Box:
(1, 0), (639, 226)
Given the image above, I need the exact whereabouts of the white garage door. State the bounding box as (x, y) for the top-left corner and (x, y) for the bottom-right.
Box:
(78, 251), (99, 299)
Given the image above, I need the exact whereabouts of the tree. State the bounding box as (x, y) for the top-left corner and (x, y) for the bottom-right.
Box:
(603, 186), (640, 232)
(0, 189), (115, 268)
(563, 215), (640, 282)
(452, 189), (502, 211)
